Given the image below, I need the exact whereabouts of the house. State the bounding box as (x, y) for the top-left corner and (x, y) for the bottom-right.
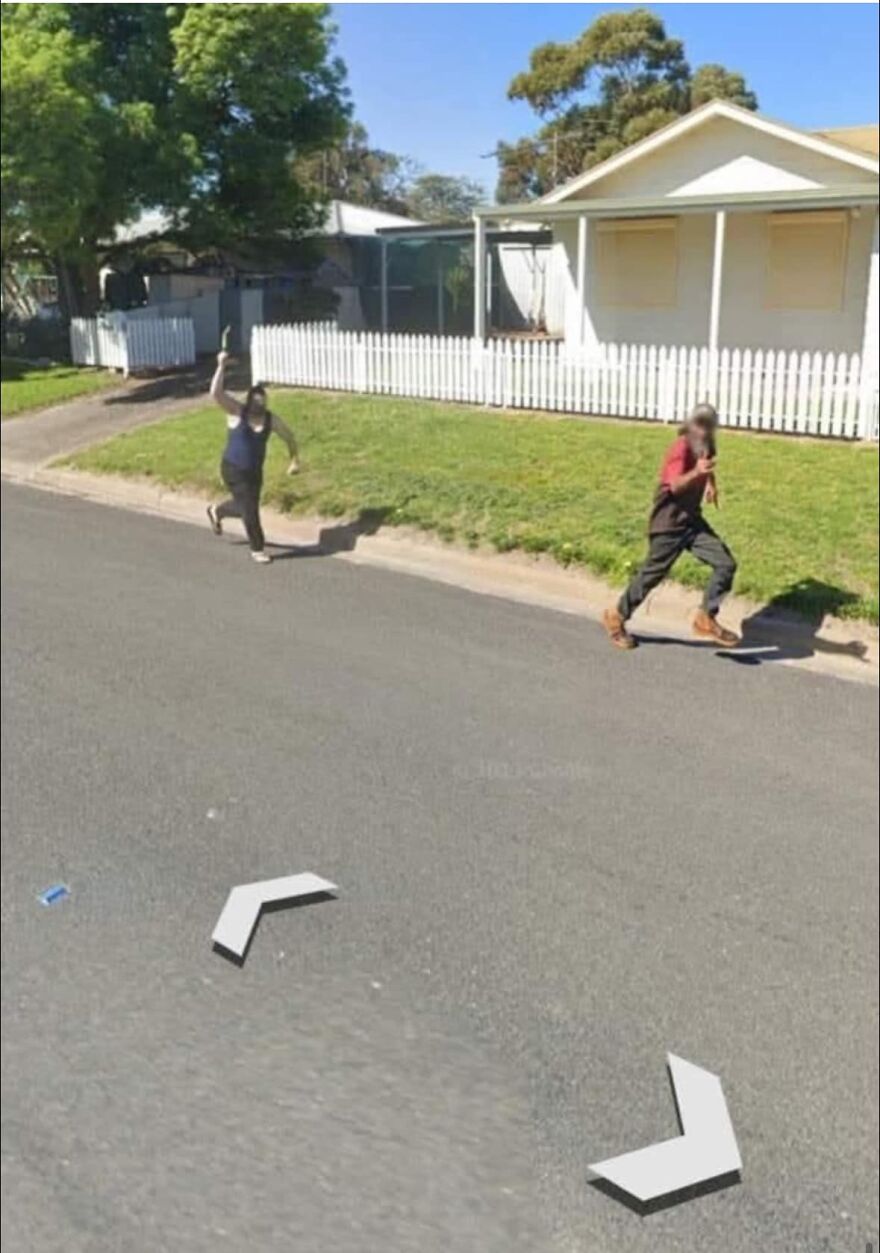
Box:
(473, 101), (879, 384)
(101, 199), (423, 349)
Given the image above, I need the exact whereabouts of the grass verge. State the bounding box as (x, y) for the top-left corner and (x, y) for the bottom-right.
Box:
(63, 388), (879, 623)
(1, 358), (118, 418)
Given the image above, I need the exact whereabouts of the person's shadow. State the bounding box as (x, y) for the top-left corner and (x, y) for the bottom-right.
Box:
(268, 507), (391, 560)
(719, 579), (871, 668)
(635, 579), (871, 668)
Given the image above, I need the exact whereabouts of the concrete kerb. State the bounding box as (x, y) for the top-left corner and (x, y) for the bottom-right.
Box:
(4, 460), (876, 687)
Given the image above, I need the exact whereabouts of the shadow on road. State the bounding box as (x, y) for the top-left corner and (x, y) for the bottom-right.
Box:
(267, 507), (392, 560)
(720, 579), (870, 669)
(635, 580), (871, 668)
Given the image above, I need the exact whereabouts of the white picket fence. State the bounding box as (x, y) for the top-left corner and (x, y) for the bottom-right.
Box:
(70, 315), (196, 374)
(251, 323), (878, 440)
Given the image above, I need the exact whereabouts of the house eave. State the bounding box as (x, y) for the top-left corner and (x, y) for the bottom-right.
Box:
(475, 185), (880, 224)
(538, 100), (880, 206)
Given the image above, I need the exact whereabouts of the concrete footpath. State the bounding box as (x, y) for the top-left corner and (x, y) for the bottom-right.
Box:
(2, 371), (876, 687)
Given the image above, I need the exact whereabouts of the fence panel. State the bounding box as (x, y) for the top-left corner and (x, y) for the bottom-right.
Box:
(70, 316), (195, 372)
(249, 324), (877, 440)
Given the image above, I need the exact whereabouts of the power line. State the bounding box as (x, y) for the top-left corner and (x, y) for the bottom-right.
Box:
(481, 121), (609, 187)
(479, 121), (607, 161)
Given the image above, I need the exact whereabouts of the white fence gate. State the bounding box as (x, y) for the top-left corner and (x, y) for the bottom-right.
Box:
(125, 294), (219, 355)
(70, 316), (196, 374)
(251, 323), (878, 440)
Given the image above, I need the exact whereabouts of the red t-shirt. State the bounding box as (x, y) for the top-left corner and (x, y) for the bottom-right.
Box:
(648, 435), (708, 534)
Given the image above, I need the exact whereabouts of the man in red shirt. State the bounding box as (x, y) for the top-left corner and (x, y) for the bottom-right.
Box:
(603, 403), (739, 650)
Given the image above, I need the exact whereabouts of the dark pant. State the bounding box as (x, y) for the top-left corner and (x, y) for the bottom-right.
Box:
(216, 460), (265, 553)
(618, 521), (737, 620)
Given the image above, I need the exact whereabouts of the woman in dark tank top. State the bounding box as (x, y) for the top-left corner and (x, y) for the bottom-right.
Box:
(205, 349), (300, 564)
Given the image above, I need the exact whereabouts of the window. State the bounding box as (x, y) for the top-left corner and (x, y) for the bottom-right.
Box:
(765, 210), (848, 311)
(595, 217), (678, 308)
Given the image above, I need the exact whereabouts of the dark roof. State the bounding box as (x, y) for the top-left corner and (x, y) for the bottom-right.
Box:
(375, 221), (552, 245)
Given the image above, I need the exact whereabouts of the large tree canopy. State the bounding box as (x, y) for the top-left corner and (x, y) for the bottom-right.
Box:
(497, 8), (758, 202)
(1, 3), (350, 312)
(293, 122), (486, 222)
(291, 122), (413, 216)
(171, 3), (349, 247)
(405, 174), (484, 223)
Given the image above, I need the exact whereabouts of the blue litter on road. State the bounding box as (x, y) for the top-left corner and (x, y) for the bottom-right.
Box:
(38, 884), (70, 907)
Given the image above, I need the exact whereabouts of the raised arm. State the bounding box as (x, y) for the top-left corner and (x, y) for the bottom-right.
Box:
(271, 412), (300, 474)
(210, 351), (241, 418)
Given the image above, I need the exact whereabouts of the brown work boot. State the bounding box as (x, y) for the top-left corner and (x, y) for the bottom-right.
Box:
(693, 609), (739, 647)
(603, 607), (637, 650)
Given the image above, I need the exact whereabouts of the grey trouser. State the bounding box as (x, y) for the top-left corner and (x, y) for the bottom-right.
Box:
(217, 460), (265, 553)
(618, 522), (737, 621)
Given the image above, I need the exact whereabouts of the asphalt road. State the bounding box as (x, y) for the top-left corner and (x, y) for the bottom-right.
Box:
(2, 483), (877, 1253)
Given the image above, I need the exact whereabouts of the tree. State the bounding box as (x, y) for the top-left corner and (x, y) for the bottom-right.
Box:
(293, 126), (485, 223)
(497, 8), (758, 201)
(171, 4), (350, 248)
(690, 63), (758, 111)
(1, 4), (350, 313)
(292, 122), (413, 215)
(1, 5), (176, 312)
(404, 174), (485, 223)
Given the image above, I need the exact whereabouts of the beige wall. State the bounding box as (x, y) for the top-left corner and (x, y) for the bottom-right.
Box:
(567, 116), (878, 201)
(720, 209), (873, 352)
(556, 207), (875, 355)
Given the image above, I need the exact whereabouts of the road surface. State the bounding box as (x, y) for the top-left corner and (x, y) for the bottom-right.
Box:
(2, 484), (877, 1252)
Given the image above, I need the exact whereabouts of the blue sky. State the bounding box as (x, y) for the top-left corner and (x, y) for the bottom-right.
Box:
(331, 3), (880, 196)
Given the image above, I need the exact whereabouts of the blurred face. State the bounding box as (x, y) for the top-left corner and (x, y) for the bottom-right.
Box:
(247, 389), (267, 420)
(688, 416), (716, 450)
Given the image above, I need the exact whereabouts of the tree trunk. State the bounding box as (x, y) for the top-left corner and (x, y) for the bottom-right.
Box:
(54, 255), (81, 322)
(54, 249), (100, 320)
(79, 253), (101, 315)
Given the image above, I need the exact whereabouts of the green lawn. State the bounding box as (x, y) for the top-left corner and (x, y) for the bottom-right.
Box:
(64, 388), (880, 623)
(1, 358), (118, 418)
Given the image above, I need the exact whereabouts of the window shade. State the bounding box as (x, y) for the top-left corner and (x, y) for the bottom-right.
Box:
(765, 210), (848, 311)
(595, 218), (678, 309)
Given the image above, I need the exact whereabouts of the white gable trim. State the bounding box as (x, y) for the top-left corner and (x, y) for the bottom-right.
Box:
(669, 155), (822, 197)
(541, 100), (879, 205)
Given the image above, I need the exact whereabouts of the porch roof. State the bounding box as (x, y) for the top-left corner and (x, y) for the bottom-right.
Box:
(376, 221), (551, 246)
(475, 183), (879, 224)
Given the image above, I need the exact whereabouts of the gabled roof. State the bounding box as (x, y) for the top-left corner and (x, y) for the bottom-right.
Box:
(812, 125), (879, 158)
(320, 200), (422, 236)
(540, 99), (880, 205)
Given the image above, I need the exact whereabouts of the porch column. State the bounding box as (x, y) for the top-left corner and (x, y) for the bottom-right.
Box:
(708, 210), (726, 358)
(436, 240), (445, 334)
(380, 238), (389, 332)
(576, 214), (588, 348)
(473, 214), (487, 341)
(486, 245), (493, 331)
(859, 210), (879, 440)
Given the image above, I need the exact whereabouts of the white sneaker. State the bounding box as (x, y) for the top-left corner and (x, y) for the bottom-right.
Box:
(250, 551), (272, 565)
